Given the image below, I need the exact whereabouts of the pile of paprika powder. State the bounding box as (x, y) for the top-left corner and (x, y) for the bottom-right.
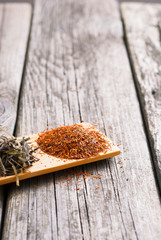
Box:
(36, 123), (111, 159)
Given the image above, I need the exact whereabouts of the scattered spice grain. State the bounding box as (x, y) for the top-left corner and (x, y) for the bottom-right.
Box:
(50, 169), (104, 190)
(93, 176), (101, 179)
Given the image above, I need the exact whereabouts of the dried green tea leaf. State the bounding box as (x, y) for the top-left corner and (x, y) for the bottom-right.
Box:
(0, 127), (39, 186)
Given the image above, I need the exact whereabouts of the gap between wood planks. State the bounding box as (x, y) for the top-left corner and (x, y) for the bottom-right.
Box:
(0, 187), (8, 239)
(120, 4), (161, 198)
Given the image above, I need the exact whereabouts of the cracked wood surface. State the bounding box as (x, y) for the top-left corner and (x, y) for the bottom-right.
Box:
(2, 0), (161, 239)
(0, 3), (32, 235)
(121, 3), (161, 191)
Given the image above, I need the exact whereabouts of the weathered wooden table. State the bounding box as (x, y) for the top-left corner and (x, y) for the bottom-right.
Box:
(1, 1), (161, 239)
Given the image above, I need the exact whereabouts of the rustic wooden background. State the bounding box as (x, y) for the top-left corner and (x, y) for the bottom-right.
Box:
(0, 0), (161, 239)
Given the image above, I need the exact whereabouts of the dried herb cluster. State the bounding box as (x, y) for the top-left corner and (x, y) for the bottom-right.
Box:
(0, 127), (37, 186)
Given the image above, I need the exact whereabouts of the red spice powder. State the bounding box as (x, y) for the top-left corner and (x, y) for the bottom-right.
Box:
(36, 124), (111, 159)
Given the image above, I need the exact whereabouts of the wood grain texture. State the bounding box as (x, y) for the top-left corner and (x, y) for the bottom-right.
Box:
(2, 0), (161, 239)
(0, 3), (32, 234)
(0, 3), (32, 133)
(121, 3), (161, 191)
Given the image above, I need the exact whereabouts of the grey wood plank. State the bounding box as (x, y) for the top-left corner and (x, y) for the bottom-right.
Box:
(0, 2), (32, 235)
(2, 0), (161, 239)
(121, 3), (161, 191)
(0, 3), (32, 133)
